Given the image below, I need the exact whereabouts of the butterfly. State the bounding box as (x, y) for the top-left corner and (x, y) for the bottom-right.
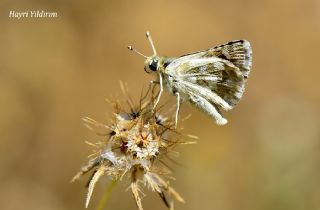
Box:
(128, 32), (252, 127)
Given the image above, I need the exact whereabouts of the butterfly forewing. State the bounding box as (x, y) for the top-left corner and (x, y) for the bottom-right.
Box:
(205, 40), (252, 78)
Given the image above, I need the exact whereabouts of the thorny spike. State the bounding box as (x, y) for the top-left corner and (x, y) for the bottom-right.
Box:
(85, 166), (106, 208)
(71, 157), (100, 183)
(131, 182), (144, 210)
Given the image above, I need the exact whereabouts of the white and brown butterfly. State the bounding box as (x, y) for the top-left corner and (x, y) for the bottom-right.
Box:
(128, 32), (252, 127)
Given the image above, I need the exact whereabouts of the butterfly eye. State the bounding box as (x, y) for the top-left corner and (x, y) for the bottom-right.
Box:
(144, 66), (151, 73)
(149, 59), (158, 71)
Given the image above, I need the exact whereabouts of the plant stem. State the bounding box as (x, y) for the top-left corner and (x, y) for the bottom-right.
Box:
(96, 179), (118, 210)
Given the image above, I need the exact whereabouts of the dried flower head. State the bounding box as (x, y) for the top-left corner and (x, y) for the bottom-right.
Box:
(72, 84), (196, 210)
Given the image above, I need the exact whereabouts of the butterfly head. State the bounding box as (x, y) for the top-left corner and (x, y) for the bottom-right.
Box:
(144, 56), (160, 73)
(128, 31), (160, 74)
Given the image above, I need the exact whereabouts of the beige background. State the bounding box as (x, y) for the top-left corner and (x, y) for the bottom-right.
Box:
(1, 0), (319, 210)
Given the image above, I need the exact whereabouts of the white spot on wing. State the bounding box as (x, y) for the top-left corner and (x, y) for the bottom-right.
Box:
(166, 56), (221, 75)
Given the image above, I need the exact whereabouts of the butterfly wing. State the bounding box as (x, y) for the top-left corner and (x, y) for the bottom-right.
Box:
(163, 40), (252, 124)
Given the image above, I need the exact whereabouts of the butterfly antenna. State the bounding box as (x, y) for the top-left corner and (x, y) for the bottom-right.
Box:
(146, 31), (157, 55)
(127, 46), (147, 58)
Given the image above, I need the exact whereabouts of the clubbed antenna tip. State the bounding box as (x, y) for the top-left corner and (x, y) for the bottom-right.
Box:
(127, 45), (147, 58)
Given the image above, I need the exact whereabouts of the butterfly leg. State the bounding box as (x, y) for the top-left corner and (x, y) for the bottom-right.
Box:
(174, 92), (180, 128)
(153, 73), (163, 110)
(141, 80), (159, 102)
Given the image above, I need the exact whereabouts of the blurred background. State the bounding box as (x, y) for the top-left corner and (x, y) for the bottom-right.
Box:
(1, 0), (320, 210)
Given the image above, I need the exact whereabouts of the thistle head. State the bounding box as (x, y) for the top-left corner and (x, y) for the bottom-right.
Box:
(72, 86), (195, 210)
